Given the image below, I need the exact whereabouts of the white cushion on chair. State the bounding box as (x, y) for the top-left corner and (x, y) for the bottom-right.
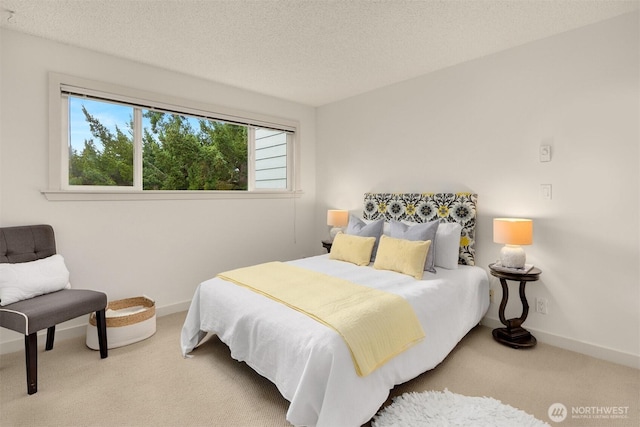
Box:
(0, 254), (70, 306)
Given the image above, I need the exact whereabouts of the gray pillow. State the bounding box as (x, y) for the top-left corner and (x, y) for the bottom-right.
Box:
(389, 220), (440, 273)
(346, 216), (384, 261)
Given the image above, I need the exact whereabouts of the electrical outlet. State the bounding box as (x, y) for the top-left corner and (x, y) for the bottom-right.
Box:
(536, 297), (548, 314)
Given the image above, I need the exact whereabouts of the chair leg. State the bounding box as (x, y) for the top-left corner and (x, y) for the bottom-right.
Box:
(45, 326), (56, 351)
(25, 333), (38, 395)
(95, 309), (108, 359)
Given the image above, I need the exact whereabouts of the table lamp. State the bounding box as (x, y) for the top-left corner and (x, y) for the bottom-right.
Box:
(327, 210), (348, 241)
(493, 218), (533, 269)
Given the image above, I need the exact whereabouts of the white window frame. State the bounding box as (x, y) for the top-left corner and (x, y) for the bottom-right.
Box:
(44, 73), (300, 201)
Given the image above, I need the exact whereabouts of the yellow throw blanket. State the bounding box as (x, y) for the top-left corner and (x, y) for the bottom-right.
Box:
(217, 262), (425, 376)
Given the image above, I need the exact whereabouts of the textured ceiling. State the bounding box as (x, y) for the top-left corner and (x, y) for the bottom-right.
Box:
(1, 0), (638, 106)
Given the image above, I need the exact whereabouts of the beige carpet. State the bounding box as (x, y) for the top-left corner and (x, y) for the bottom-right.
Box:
(1, 312), (638, 427)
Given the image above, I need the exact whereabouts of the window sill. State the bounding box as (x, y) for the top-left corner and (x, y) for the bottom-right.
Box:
(41, 189), (303, 201)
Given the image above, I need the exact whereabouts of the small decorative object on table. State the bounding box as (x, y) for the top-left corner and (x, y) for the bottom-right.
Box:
(491, 261), (535, 274)
(489, 263), (541, 348)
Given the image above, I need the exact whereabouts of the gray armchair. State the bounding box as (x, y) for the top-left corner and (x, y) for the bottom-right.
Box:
(0, 224), (108, 394)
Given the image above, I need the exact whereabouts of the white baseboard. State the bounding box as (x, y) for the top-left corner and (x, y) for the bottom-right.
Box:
(155, 300), (191, 317)
(481, 316), (640, 369)
(0, 300), (191, 356)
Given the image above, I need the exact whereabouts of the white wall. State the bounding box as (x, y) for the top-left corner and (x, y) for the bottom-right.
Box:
(2, 13), (638, 367)
(316, 12), (639, 367)
(0, 29), (318, 349)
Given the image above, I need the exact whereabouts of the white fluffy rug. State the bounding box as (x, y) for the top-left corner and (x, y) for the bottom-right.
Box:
(372, 389), (550, 427)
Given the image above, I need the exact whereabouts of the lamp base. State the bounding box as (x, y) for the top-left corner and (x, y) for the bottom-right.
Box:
(329, 227), (342, 241)
(499, 245), (526, 269)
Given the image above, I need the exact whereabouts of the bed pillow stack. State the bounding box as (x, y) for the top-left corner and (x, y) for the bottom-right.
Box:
(329, 215), (463, 277)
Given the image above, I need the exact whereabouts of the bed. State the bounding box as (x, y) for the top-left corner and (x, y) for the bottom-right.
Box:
(181, 193), (489, 427)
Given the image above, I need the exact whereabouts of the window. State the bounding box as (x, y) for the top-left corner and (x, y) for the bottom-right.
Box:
(47, 73), (297, 200)
(255, 128), (288, 189)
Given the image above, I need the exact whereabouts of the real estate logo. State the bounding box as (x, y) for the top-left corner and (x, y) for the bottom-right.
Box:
(548, 403), (567, 423)
(548, 403), (630, 423)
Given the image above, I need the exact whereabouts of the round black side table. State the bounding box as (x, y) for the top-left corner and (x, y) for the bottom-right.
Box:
(489, 263), (542, 349)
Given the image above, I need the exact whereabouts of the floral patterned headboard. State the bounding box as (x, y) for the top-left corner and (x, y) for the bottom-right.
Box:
(362, 193), (478, 266)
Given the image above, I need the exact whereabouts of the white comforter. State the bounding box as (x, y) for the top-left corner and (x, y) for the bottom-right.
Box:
(181, 255), (489, 427)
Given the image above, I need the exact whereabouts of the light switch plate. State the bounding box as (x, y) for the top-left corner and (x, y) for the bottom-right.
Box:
(541, 184), (552, 200)
(540, 145), (551, 162)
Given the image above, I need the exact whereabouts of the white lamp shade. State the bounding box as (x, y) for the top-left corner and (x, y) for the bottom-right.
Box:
(493, 218), (533, 245)
(327, 210), (349, 227)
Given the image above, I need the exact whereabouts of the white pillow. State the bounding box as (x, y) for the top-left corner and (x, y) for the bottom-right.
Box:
(434, 222), (462, 269)
(0, 254), (70, 306)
